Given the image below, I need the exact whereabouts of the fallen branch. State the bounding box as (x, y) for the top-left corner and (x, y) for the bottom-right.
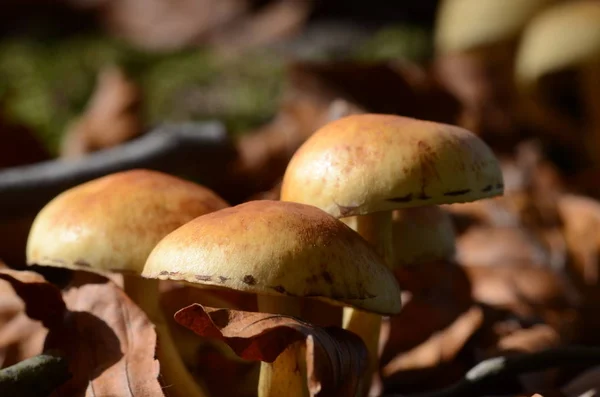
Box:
(390, 347), (600, 397)
(0, 121), (236, 221)
(0, 351), (71, 397)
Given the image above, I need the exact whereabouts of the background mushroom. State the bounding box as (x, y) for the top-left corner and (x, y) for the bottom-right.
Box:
(434, 0), (553, 148)
(26, 169), (229, 397)
(280, 113), (503, 393)
(515, 0), (600, 167)
(141, 200), (401, 397)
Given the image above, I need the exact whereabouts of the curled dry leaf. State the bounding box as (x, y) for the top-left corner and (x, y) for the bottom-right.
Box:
(159, 282), (259, 395)
(0, 269), (163, 397)
(174, 304), (367, 396)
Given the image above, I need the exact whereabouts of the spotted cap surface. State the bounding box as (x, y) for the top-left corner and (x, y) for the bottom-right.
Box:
(27, 169), (228, 274)
(142, 200), (402, 315)
(280, 114), (503, 218)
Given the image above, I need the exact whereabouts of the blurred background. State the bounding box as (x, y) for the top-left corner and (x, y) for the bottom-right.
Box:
(4, 1), (600, 395)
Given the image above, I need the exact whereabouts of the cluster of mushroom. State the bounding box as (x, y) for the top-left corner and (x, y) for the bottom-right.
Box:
(25, 113), (503, 396)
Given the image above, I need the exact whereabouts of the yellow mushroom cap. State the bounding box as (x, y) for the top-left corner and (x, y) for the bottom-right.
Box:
(142, 200), (402, 315)
(515, 0), (600, 86)
(26, 169), (228, 275)
(392, 206), (456, 267)
(435, 0), (552, 54)
(280, 114), (503, 218)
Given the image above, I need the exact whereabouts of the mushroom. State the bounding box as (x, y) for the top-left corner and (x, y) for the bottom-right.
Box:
(515, 0), (600, 165)
(434, 0), (552, 146)
(280, 113), (503, 392)
(141, 200), (401, 397)
(26, 169), (229, 397)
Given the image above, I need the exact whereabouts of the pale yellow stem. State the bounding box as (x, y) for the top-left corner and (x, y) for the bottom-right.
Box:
(123, 276), (210, 397)
(341, 211), (393, 397)
(257, 294), (308, 397)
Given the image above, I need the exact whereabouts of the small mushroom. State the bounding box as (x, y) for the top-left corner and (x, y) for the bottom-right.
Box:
(515, 0), (600, 165)
(142, 200), (401, 397)
(26, 169), (229, 397)
(280, 113), (503, 391)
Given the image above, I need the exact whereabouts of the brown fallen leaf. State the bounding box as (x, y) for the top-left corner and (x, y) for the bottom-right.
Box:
(208, 0), (313, 55)
(0, 267), (47, 368)
(485, 325), (563, 393)
(60, 66), (143, 159)
(174, 304), (367, 396)
(0, 269), (164, 397)
(457, 226), (551, 268)
(85, 0), (249, 51)
(464, 264), (580, 335)
(561, 365), (600, 397)
(382, 305), (483, 378)
(159, 282), (257, 367)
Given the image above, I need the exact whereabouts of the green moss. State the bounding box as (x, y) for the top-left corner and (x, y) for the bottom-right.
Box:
(0, 37), (283, 155)
(0, 24), (428, 155)
(354, 24), (433, 63)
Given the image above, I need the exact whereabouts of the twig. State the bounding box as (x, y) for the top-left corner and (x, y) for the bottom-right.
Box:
(387, 347), (600, 397)
(0, 122), (236, 221)
(0, 351), (71, 397)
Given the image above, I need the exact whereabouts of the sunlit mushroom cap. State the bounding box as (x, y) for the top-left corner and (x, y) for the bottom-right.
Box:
(435, 0), (552, 54)
(27, 169), (228, 274)
(142, 200), (402, 315)
(392, 206), (456, 267)
(516, 0), (600, 87)
(280, 114), (503, 218)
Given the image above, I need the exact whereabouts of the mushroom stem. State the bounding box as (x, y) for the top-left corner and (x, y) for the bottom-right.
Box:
(582, 62), (600, 166)
(342, 211), (394, 396)
(257, 295), (307, 397)
(122, 275), (210, 397)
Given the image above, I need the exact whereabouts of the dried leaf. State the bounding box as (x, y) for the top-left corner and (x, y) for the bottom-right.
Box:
(159, 283), (257, 367)
(93, 0), (249, 50)
(457, 226), (551, 268)
(562, 365), (600, 397)
(287, 61), (460, 124)
(381, 262), (473, 366)
(465, 265), (578, 318)
(208, 0), (313, 54)
(0, 269), (163, 397)
(382, 305), (483, 376)
(61, 66), (142, 158)
(0, 268), (47, 368)
(175, 304), (367, 396)
(0, 270), (66, 329)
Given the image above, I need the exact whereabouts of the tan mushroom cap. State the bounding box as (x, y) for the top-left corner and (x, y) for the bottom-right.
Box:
(26, 169), (228, 275)
(392, 206), (456, 267)
(280, 114), (503, 218)
(142, 200), (402, 315)
(435, 0), (552, 54)
(515, 1), (600, 87)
